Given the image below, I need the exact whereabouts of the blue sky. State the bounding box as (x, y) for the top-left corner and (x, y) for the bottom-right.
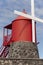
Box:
(0, 0), (43, 58)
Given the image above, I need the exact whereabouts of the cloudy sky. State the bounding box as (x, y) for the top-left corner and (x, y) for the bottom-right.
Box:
(0, 0), (43, 58)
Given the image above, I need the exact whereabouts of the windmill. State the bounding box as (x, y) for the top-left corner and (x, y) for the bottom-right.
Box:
(14, 0), (43, 43)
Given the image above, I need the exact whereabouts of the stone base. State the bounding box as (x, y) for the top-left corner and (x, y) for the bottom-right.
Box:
(0, 58), (43, 65)
(8, 41), (39, 58)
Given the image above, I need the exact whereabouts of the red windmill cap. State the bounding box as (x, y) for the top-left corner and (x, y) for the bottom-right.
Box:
(15, 9), (31, 20)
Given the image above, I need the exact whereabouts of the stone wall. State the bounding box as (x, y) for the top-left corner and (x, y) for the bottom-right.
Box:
(0, 41), (43, 65)
(8, 41), (39, 58)
(0, 58), (43, 65)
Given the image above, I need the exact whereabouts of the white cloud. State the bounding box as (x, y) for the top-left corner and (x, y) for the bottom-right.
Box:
(3, 0), (31, 13)
(5, 0), (17, 3)
(0, 8), (17, 26)
(35, 8), (43, 18)
(34, 0), (43, 19)
(36, 23), (43, 33)
(37, 27), (43, 34)
(0, 8), (14, 18)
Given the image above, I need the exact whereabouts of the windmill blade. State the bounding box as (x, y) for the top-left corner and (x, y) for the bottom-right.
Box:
(31, 0), (35, 43)
(14, 10), (43, 23)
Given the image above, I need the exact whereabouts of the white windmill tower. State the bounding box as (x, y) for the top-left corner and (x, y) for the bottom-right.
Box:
(14, 0), (43, 43)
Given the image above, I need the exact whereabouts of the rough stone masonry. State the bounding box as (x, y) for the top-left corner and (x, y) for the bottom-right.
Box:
(0, 41), (43, 65)
(0, 58), (43, 65)
(8, 41), (39, 58)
